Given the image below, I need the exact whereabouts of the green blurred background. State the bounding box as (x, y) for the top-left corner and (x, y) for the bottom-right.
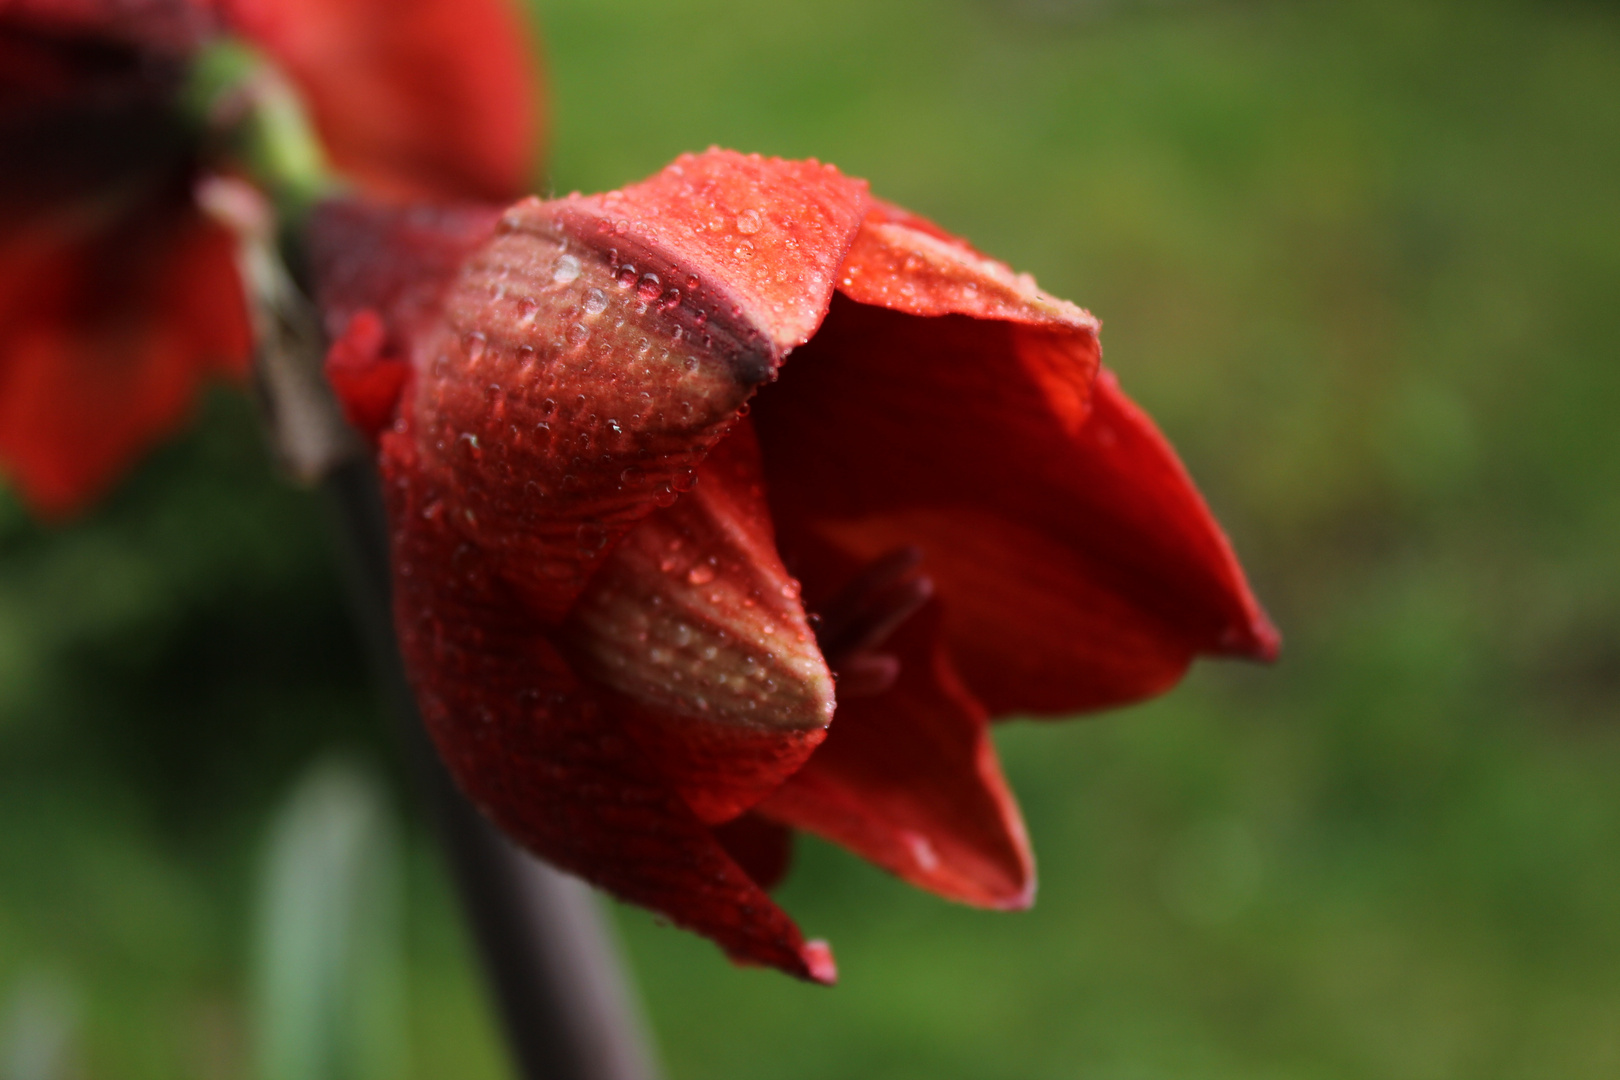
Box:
(3, 0), (1619, 1075)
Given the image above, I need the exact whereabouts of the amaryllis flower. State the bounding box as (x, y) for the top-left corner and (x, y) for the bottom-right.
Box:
(314, 149), (1278, 983)
(0, 0), (539, 516)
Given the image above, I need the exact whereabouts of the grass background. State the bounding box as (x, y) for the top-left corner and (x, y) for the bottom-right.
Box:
(2, 0), (1618, 1076)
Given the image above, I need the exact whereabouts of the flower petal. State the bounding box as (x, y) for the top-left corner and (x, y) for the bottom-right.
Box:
(758, 582), (1034, 910)
(712, 812), (795, 892)
(384, 438), (834, 982)
(554, 149), (871, 353)
(379, 159), (866, 624)
(0, 200), (250, 517)
(565, 421), (834, 824)
(225, 0), (542, 202)
(755, 206), (1274, 716)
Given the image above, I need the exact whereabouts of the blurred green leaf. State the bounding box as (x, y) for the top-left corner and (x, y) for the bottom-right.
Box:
(253, 759), (405, 1080)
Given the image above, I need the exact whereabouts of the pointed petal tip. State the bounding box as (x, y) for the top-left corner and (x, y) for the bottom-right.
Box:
(801, 939), (838, 985)
(1249, 611), (1283, 663)
(1220, 605), (1281, 663)
(992, 873), (1038, 912)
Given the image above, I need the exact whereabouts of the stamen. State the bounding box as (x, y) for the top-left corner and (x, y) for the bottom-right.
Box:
(815, 546), (934, 698)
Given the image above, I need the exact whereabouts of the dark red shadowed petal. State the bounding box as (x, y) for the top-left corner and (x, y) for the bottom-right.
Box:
(712, 813), (795, 892)
(0, 202), (250, 517)
(566, 422), (834, 825)
(0, 0), (215, 57)
(224, 0), (542, 202)
(758, 578), (1035, 909)
(383, 426), (834, 983)
(755, 205), (1274, 717)
(309, 198), (505, 338)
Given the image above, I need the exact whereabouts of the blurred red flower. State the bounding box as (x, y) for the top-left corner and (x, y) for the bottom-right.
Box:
(0, 0), (540, 516)
(315, 149), (1278, 982)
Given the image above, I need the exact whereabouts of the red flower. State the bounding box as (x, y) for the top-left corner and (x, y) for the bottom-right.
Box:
(0, 0), (540, 516)
(315, 149), (1278, 983)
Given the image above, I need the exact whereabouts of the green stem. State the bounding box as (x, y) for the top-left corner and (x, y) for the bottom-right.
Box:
(186, 39), (338, 226)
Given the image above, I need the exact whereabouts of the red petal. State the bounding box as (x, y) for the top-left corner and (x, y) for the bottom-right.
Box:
(384, 157), (866, 624)
(712, 813), (795, 892)
(757, 586), (1034, 909)
(224, 0), (542, 202)
(565, 422), (833, 824)
(323, 308), (408, 441)
(553, 149), (871, 353)
(383, 433), (833, 982)
(0, 201), (250, 517)
(755, 207), (1274, 716)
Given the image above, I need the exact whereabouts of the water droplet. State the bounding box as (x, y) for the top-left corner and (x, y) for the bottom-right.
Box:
(607, 418), (623, 435)
(636, 273), (662, 302)
(671, 467), (697, 492)
(736, 209), (762, 234)
(734, 239), (755, 258)
(577, 520), (609, 553)
(583, 288), (608, 316)
(567, 322), (590, 346)
(552, 254), (582, 284)
(659, 287), (682, 311)
(685, 273), (700, 290)
(540, 397), (557, 418)
(462, 331), (487, 364)
(615, 264), (638, 288)
(687, 564), (716, 585)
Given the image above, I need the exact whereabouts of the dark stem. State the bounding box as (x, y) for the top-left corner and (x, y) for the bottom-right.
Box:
(321, 458), (662, 1080)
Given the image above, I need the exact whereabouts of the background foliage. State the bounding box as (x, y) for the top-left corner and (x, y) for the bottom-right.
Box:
(2, 0), (1617, 1076)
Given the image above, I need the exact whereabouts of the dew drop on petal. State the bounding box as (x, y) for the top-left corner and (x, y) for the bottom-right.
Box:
(583, 288), (608, 316)
(552, 254), (582, 284)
